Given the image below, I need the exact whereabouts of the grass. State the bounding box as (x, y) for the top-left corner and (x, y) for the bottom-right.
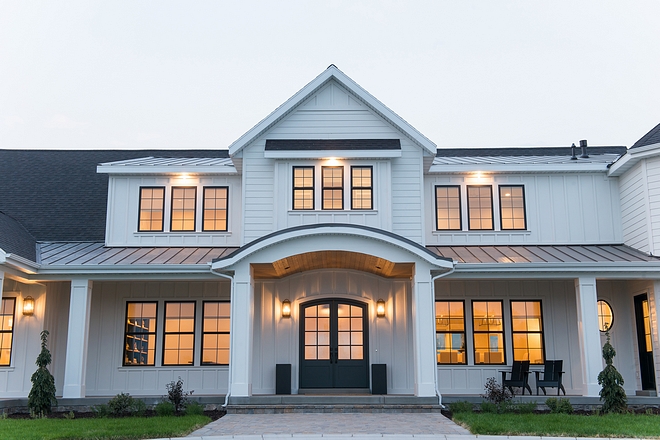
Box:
(0, 414), (211, 440)
(452, 412), (660, 438)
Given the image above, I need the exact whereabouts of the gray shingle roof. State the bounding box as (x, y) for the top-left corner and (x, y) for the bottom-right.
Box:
(0, 211), (36, 261)
(631, 123), (660, 149)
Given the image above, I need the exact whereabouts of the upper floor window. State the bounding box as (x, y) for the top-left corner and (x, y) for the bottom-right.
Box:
(499, 185), (526, 230)
(123, 302), (158, 366)
(467, 186), (493, 230)
(351, 166), (373, 210)
(322, 166), (343, 210)
(511, 300), (544, 364)
(435, 186), (461, 230)
(435, 301), (466, 364)
(293, 166), (314, 210)
(171, 187), (196, 232)
(203, 187), (229, 232)
(163, 302), (195, 366)
(138, 187), (165, 232)
(0, 298), (15, 366)
(472, 300), (504, 364)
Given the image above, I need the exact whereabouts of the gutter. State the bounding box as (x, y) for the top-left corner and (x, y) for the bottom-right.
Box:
(209, 267), (235, 408)
(431, 266), (455, 407)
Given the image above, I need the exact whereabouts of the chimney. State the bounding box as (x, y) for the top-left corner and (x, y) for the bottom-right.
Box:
(570, 143), (577, 160)
(580, 139), (589, 158)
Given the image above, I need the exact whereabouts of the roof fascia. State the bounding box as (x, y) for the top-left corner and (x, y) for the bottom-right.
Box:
(227, 66), (437, 156)
(428, 163), (611, 173)
(264, 149), (402, 159)
(97, 165), (238, 175)
(1, 253), (39, 275)
(450, 261), (660, 277)
(608, 143), (660, 177)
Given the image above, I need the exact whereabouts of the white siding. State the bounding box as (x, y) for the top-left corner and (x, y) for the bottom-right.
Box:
(619, 162), (649, 252)
(647, 157), (660, 255)
(392, 140), (424, 243)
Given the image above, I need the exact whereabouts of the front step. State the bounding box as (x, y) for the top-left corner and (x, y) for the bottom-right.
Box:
(226, 404), (444, 414)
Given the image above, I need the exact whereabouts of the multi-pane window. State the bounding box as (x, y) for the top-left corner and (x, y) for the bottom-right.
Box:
(435, 186), (461, 230)
(351, 166), (373, 210)
(511, 301), (544, 364)
(171, 187), (197, 232)
(472, 301), (504, 364)
(499, 186), (526, 230)
(163, 302), (195, 366)
(435, 301), (466, 364)
(597, 300), (613, 332)
(138, 187), (165, 232)
(337, 304), (363, 360)
(304, 304), (330, 360)
(202, 301), (230, 365)
(467, 186), (493, 230)
(203, 187), (229, 232)
(322, 166), (343, 210)
(293, 167), (314, 210)
(123, 302), (157, 366)
(0, 298), (15, 366)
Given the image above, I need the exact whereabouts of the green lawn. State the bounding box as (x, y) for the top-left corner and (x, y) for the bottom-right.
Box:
(0, 415), (211, 440)
(453, 412), (660, 438)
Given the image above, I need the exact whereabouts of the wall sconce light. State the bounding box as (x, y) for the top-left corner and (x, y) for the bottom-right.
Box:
(376, 299), (385, 318)
(23, 296), (35, 316)
(281, 299), (291, 318)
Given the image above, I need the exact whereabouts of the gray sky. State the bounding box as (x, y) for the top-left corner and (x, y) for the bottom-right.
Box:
(1, 1), (659, 150)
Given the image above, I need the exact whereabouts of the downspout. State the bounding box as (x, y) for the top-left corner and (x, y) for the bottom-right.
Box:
(431, 266), (455, 407)
(210, 267), (235, 408)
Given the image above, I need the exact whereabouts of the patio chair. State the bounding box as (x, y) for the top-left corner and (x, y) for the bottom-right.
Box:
(501, 360), (532, 395)
(535, 360), (566, 395)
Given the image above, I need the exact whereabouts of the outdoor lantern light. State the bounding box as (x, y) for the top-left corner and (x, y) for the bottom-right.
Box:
(281, 299), (291, 318)
(376, 299), (385, 318)
(23, 296), (34, 316)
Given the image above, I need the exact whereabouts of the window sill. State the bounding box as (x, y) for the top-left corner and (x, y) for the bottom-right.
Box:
(432, 230), (531, 235)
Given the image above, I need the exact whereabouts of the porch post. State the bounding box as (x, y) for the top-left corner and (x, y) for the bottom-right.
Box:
(412, 263), (437, 397)
(649, 280), (660, 395)
(574, 276), (602, 396)
(62, 278), (93, 398)
(229, 267), (253, 397)
(0, 270), (4, 295)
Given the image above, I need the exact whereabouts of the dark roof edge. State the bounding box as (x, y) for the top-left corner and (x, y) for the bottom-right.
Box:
(631, 123), (660, 149)
(265, 139), (401, 151)
(0, 211), (37, 262)
(436, 146), (627, 157)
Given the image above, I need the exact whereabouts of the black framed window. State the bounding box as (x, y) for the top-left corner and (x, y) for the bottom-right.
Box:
(435, 301), (466, 364)
(597, 300), (613, 332)
(203, 187), (229, 232)
(472, 300), (505, 364)
(171, 187), (197, 232)
(322, 166), (343, 210)
(499, 185), (526, 230)
(511, 300), (544, 364)
(351, 166), (373, 210)
(202, 301), (230, 365)
(293, 167), (314, 210)
(467, 185), (493, 230)
(123, 302), (158, 366)
(138, 187), (165, 232)
(0, 298), (16, 366)
(163, 302), (195, 366)
(435, 186), (461, 230)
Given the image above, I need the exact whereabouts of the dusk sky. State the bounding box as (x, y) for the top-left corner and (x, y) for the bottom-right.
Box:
(1, 1), (659, 150)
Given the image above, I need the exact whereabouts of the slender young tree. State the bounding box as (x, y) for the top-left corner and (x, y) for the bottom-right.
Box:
(28, 330), (57, 416)
(597, 330), (627, 413)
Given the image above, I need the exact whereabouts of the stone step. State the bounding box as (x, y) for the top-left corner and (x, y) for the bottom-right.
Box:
(226, 404), (444, 414)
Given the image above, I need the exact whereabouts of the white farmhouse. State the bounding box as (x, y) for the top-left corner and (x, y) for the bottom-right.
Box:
(2, 66), (660, 406)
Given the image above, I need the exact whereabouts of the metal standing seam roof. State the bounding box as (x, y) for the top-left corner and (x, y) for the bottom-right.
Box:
(431, 154), (622, 167)
(38, 242), (238, 266)
(97, 156), (234, 167)
(426, 245), (658, 264)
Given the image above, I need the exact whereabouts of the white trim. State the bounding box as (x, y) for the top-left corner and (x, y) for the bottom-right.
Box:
(97, 165), (237, 175)
(264, 149), (401, 159)
(429, 163), (611, 174)
(608, 143), (660, 177)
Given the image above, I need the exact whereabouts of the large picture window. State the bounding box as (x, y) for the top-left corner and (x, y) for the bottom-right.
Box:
(322, 166), (343, 210)
(203, 187), (229, 232)
(472, 301), (504, 364)
(435, 301), (466, 364)
(123, 302), (158, 366)
(170, 187), (197, 232)
(293, 167), (314, 210)
(499, 185), (526, 230)
(467, 185), (493, 230)
(435, 186), (461, 230)
(351, 166), (372, 210)
(202, 301), (230, 365)
(163, 302), (195, 366)
(511, 300), (544, 364)
(0, 298), (15, 366)
(138, 187), (165, 232)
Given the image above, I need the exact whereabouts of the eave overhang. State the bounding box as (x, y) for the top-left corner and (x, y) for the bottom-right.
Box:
(428, 163), (612, 174)
(608, 142), (660, 177)
(450, 261), (660, 279)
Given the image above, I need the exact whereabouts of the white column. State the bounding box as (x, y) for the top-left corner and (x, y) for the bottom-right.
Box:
(62, 279), (93, 398)
(411, 264), (437, 397)
(575, 277), (602, 396)
(0, 271), (4, 296)
(229, 269), (253, 397)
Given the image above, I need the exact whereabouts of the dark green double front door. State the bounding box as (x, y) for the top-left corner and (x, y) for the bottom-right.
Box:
(299, 299), (369, 389)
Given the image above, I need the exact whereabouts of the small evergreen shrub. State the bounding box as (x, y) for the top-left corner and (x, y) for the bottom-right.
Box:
(513, 400), (537, 414)
(546, 397), (573, 414)
(449, 400), (473, 413)
(28, 330), (57, 417)
(480, 401), (498, 413)
(155, 401), (175, 417)
(185, 401), (205, 416)
(165, 377), (193, 415)
(92, 404), (111, 418)
(107, 392), (146, 417)
(598, 330), (627, 413)
(63, 411), (75, 420)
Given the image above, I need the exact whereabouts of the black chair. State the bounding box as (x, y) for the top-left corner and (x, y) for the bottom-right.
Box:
(501, 360), (532, 395)
(535, 360), (566, 395)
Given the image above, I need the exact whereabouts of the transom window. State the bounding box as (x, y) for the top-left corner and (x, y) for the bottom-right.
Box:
(163, 302), (195, 366)
(511, 300), (544, 364)
(171, 187), (196, 232)
(138, 187), (165, 232)
(0, 298), (16, 366)
(597, 300), (613, 332)
(322, 166), (344, 210)
(435, 301), (466, 364)
(351, 166), (373, 210)
(203, 187), (229, 232)
(202, 301), (230, 365)
(435, 186), (461, 230)
(472, 301), (504, 364)
(123, 302), (158, 366)
(293, 167), (315, 210)
(499, 185), (526, 230)
(467, 185), (493, 230)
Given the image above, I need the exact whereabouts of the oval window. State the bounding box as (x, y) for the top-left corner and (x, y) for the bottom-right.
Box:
(597, 300), (613, 332)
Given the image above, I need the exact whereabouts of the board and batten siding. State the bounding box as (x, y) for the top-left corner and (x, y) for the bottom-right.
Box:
(425, 173), (622, 245)
(647, 157), (660, 256)
(619, 162), (650, 253)
(84, 280), (230, 397)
